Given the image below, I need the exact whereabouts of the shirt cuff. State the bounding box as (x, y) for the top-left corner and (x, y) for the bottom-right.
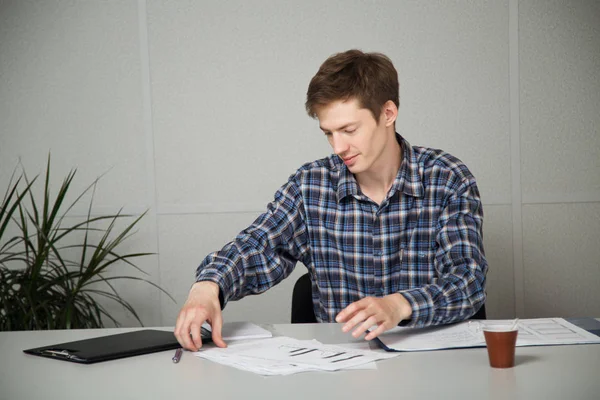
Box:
(195, 270), (230, 309)
(399, 288), (435, 328)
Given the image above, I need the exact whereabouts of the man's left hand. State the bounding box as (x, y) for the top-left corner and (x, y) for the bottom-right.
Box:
(335, 293), (412, 340)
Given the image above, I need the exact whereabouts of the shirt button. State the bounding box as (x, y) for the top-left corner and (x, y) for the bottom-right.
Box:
(374, 250), (382, 257)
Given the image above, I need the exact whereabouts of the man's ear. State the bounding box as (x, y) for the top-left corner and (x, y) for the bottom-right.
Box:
(381, 100), (398, 127)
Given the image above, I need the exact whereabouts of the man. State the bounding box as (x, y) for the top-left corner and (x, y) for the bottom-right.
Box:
(175, 49), (487, 351)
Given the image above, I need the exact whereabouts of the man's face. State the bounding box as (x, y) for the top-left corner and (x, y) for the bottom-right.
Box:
(317, 98), (389, 175)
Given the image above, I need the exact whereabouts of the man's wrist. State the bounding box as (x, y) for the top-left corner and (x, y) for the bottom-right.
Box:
(191, 280), (219, 296)
(191, 280), (224, 309)
(391, 293), (413, 320)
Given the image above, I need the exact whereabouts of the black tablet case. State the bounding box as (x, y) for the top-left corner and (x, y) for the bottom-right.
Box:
(23, 328), (210, 364)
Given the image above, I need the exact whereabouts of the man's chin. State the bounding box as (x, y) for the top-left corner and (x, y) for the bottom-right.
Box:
(347, 164), (365, 175)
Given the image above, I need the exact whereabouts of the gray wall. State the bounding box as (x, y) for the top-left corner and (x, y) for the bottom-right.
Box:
(1, 0), (598, 327)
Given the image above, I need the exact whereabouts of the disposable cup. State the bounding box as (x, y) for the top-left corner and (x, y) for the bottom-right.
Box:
(483, 325), (518, 368)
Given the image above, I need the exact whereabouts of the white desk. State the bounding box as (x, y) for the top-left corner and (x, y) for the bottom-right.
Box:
(1, 323), (599, 400)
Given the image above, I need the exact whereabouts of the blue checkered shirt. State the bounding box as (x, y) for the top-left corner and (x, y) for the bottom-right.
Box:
(196, 134), (487, 327)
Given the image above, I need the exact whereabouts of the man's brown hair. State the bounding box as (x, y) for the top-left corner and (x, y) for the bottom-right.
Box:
(305, 49), (399, 122)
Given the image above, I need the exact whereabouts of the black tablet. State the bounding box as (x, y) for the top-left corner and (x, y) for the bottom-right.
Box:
(23, 328), (211, 364)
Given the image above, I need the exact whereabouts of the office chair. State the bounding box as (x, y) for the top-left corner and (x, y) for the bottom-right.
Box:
(290, 273), (486, 323)
(291, 273), (317, 323)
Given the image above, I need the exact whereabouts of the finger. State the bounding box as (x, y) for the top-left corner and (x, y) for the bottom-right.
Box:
(342, 309), (370, 333)
(352, 315), (378, 338)
(336, 298), (368, 322)
(342, 299), (376, 332)
(174, 311), (185, 346)
(178, 319), (196, 351)
(210, 311), (227, 348)
(364, 322), (389, 341)
(190, 322), (204, 350)
(336, 304), (355, 323)
(175, 312), (196, 351)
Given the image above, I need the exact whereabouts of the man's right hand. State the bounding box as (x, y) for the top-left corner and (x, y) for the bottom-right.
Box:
(174, 281), (227, 351)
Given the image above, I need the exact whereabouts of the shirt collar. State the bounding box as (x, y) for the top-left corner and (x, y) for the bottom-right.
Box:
(336, 133), (424, 202)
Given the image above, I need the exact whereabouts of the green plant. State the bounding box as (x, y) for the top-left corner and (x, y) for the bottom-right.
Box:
(0, 157), (173, 330)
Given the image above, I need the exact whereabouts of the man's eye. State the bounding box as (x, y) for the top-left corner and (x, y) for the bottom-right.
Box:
(345, 129), (356, 134)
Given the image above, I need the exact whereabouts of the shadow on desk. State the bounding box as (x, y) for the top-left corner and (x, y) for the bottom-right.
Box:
(515, 355), (540, 366)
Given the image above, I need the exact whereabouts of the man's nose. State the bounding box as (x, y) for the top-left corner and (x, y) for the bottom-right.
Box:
(331, 133), (349, 155)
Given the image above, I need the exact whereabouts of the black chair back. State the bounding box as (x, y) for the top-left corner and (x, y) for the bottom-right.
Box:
(291, 273), (317, 323)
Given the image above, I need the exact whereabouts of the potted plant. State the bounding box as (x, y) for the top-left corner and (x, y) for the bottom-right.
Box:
(0, 157), (173, 330)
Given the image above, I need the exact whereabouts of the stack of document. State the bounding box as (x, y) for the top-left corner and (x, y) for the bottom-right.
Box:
(202, 321), (274, 341)
(374, 318), (600, 352)
(195, 336), (398, 375)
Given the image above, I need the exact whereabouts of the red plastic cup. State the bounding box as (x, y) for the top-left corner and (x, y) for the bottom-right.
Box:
(483, 327), (518, 368)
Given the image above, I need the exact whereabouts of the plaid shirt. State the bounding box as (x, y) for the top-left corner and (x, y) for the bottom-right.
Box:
(196, 134), (487, 327)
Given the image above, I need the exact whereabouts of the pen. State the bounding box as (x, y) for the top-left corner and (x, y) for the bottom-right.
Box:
(172, 348), (183, 363)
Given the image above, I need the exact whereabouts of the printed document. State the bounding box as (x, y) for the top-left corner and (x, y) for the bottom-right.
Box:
(202, 321), (272, 341)
(375, 318), (600, 352)
(195, 336), (398, 375)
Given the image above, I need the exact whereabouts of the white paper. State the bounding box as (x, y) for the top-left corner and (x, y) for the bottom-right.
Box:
(194, 336), (398, 375)
(376, 318), (600, 352)
(195, 338), (324, 375)
(333, 342), (379, 370)
(505, 318), (600, 346)
(202, 321), (272, 341)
